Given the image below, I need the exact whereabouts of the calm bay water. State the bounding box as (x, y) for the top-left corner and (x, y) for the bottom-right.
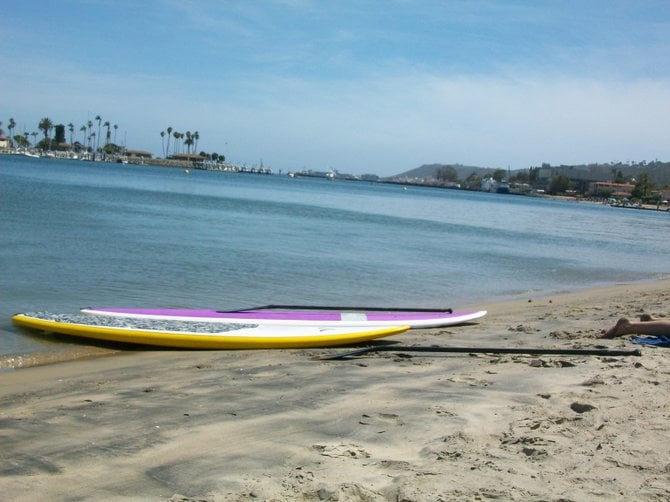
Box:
(2, 155), (669, 359)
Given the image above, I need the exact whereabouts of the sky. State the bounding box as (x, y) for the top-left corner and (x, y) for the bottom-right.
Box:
(1, 0), (669, 176)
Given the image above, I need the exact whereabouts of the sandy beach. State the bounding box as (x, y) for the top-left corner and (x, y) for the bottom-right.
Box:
(1, 280), (668, 501)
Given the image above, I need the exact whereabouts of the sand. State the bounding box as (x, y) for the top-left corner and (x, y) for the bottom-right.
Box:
(1, 280), (669, 501)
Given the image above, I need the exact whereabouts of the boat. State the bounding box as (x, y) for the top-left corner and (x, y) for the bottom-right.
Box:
(18, 150), (40, 158)
(80, 305), (487, 328)
(12, 312), (409, 349)
(496, 182), (510, 194)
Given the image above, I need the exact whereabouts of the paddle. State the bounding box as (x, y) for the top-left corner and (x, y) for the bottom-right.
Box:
(316, 345), (642, 360)
(229, 304), (454, 313)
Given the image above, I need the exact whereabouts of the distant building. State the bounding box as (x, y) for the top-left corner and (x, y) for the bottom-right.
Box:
(589, 182), (635, 197)
(126, 150), (153, 159)
(54, 124), (66, 144)
(536, 165), (613, 194)
(0, 134), (9, 149)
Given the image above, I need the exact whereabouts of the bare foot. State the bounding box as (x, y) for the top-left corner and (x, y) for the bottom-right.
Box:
(601, 318), (631, 338)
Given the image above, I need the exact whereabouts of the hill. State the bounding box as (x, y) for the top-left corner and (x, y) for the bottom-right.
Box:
(390, 161), (670, 186)
(389, 163), (496, 182)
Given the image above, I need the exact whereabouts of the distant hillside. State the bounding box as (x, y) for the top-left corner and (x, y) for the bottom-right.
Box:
(390, 163), (494, 181)
(558, 162), (670, 186)
(390, 161), (670, 186)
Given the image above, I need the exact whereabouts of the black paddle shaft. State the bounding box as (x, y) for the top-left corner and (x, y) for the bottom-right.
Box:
(319, 345), (642, 360)
(229, 304), (453, 313)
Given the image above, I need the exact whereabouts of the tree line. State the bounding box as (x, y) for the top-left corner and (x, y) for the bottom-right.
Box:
(160, 127), (199, 157)
(1, 116), (122, 155)
(2, 117), (226, 162)
(159, 127), (226, 161)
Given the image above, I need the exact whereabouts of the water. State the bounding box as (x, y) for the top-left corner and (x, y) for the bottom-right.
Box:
(2, 155), (669, 361)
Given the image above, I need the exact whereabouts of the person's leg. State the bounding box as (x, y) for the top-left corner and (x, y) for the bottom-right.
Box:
(601, 318), (634, 338)
(602, 318), (670, 338)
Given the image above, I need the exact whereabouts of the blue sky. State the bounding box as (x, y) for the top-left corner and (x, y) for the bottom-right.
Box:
(1, 0), (669, 175)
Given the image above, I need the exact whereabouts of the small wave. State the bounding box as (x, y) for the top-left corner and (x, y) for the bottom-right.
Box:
(0, 346), (119, 370)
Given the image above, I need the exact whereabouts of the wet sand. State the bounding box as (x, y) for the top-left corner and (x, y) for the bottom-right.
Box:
(1, 279), (669, 500)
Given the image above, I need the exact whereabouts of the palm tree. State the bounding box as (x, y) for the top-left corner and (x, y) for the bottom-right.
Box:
(160, 131), (166, 157)
(79, 125), (86, 148)
(67, 123), (74, 145)
(104, 121), (111, 145)
(194, 131), (199, 153)
(173, 130), (180, 155)
(95, 115), (102, 152)
(166, 126), (173, 157)
(87, 120), (93, 146)
(38, 117), (54, 149)
(31, 132), (38, 148)
(185, 131), (193, 154)
(8, 118), (16, 144)
(113, 124), (118, 144)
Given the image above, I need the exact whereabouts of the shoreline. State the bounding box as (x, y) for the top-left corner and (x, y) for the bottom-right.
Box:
(2, 276), (668, 371)
(3, 276), (669, 371)
(4, 150), (668, 212)
(1, 279), (668, 499)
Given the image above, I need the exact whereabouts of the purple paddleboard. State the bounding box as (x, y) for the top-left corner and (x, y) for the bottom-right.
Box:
(81, 307), (486, 328)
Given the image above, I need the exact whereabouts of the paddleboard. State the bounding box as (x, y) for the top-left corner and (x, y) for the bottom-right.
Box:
(12, 313), (409, 349)
(80, 307), (487, 328)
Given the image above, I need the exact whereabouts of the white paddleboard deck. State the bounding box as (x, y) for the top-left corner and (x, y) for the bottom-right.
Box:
(81, 307), (487, 328)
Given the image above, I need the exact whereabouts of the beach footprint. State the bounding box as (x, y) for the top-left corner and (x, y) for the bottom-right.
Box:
(358, 412), (404, 427)
(312, 443), (370, 459)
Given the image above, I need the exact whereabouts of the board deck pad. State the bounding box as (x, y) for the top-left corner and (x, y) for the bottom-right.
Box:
(28, 312), (258, 332)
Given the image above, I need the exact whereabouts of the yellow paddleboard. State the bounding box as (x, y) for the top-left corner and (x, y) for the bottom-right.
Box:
(12, 313), (409, 349)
